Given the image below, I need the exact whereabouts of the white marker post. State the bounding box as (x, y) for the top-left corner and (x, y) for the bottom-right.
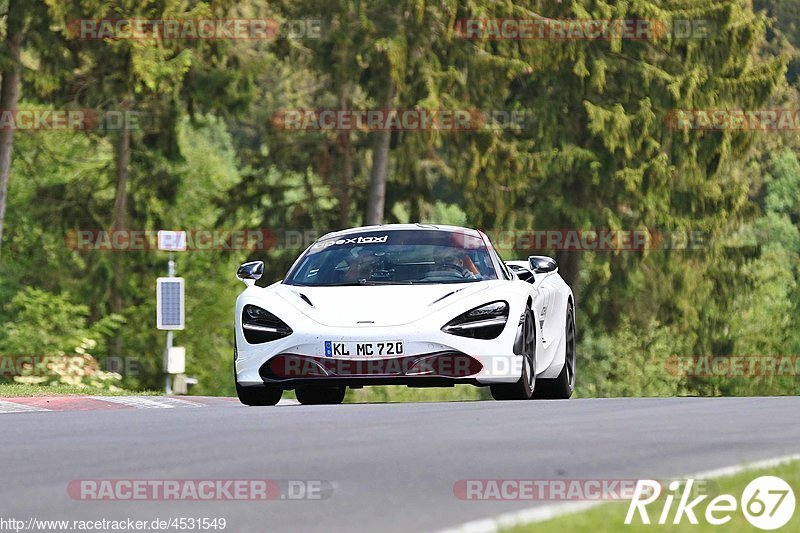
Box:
(157, 231), (187, 394)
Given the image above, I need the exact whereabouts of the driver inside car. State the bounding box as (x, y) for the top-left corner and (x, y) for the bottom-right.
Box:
(341, 251), (381, 282)
(433, 249), (480, 278)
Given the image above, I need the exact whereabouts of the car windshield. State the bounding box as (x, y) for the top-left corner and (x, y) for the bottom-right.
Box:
(284, 229), (499, 286)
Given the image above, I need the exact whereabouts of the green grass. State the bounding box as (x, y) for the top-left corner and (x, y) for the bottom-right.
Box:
(0, 383), (489, 402)
(0, 383), (159, 397)
(344, 384), (490, 403)
(506, 460), (800, 533)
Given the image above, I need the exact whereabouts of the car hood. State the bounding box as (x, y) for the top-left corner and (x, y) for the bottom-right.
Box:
(272, 282), (493, 327)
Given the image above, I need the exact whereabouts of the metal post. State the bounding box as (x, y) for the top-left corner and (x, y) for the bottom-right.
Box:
(165, 331), (173, 395)
(164, 253), (176, 395)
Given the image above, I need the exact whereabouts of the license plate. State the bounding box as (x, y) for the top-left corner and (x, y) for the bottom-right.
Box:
(324, 340), (404, 357)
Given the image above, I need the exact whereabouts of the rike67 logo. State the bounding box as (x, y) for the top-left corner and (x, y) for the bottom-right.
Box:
(626, 476), (796, 530)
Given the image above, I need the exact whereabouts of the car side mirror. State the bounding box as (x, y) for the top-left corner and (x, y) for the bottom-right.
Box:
(237, 261), (264, 286)
(528, 255), (558, 274)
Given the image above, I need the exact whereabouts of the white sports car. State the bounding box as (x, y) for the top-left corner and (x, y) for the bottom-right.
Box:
(234, 224), (575, 405)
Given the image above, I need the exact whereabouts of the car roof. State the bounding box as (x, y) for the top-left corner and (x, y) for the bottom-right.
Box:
(318, 224), (483, 241)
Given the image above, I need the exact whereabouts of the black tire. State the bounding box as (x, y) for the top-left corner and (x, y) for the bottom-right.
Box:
(236, 382), (283, 406)
(234, 351), (282, 406)
(296, 386), (346, 405)
(533, 303), (576, 400)
(490, 308), (536, 401)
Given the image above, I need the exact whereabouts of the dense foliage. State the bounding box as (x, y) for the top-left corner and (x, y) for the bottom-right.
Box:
(0, 0), (798, 397)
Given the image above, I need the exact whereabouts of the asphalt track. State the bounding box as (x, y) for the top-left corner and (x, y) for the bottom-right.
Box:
(3, 396), (800, 532)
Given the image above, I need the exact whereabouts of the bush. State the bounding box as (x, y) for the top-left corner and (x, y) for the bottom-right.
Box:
(0, 288), (124, 391)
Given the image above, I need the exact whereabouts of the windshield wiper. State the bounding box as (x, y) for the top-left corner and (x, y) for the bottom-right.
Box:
(296, 279), (413, 287)
(413, 279), (482, 284)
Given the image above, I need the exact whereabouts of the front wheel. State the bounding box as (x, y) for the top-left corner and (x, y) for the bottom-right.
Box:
(533, 303), (575, 399)
(236, 383), (283, 406)
(490, 308), (536, 401)
(234, 355), (283, 406)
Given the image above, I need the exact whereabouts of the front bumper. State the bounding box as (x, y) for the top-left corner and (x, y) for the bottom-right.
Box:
(235, 330), (526, 389)
(256, 351), (483, 389)
(234, 286), (530, 389)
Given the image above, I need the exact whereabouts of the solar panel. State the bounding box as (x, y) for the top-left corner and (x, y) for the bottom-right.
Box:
(157, 277), (185, 330)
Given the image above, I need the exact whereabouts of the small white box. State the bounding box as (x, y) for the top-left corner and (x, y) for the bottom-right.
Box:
(166, 346), (186, 374)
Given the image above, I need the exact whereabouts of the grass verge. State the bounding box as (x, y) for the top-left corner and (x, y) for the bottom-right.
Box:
(0, 383), (158, 397)
(344, 384), (490, 403)
(506, 459), (800, 533)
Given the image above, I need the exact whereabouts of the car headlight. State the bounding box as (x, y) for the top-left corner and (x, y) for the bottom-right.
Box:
(241, 305), (293, 344)
(442, 301), (509, 340)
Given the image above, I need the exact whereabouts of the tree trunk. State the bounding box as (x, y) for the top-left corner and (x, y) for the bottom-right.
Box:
(337, 85), (352, 228)
(108, 127), (131, 358)
(0, 0), (24, 260)
(556, 251), (581, 303)
(110, 127), (131, 316)
(365, 81), (394, 225)
(111, 127), (131, 232)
